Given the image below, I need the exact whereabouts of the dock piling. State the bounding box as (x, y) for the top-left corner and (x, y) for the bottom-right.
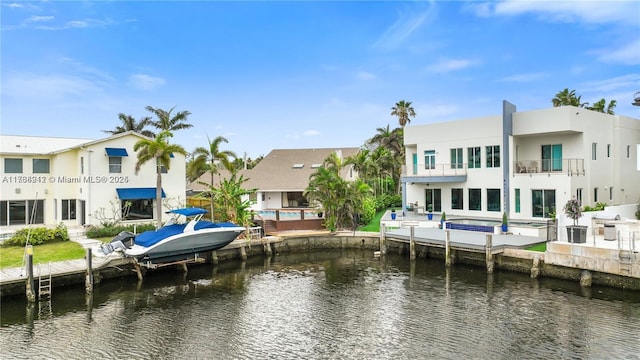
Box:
(25, 246), (36, 303)
(485, 234), (494, 273)
(85, 248), (93, 294)
(445, 230), (452, 267)
(409, 226), (416, 261)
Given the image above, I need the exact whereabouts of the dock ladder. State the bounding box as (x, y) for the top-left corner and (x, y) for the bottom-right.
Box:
(38, 262), (52, 299)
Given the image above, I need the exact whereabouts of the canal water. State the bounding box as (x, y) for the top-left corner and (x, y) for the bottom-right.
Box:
(2, 249), (640, 359)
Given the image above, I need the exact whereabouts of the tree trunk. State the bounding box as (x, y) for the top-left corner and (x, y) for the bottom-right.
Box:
(156, 168), (163, 229)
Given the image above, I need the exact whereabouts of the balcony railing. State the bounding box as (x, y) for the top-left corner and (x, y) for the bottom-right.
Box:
(403, 163), (468, 177)
(514, 158), (584, 176)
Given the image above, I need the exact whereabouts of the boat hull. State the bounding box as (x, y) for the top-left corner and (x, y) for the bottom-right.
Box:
(125, 227), (245, 263)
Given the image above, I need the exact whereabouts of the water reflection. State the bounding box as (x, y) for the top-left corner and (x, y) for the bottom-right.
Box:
(1, 250), (640, 359)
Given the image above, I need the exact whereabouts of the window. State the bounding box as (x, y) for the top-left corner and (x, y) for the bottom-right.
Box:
(62, 199), (76, 220)
(469, 189), (481, 211)
(33, 159), (50, 174)
(425, 188), (441, 212)
(592, 143), (597, 160)
(486, 145), (500, 168)
(576, 188), (582, 204)
(424, 150), (435, 170)
(412, 153), (418, 175)
(468, 147), (481, 169)
(81, 157), (84, 174)
(450, 148), (463, 169)
(610, 187), (613, 201)
(3, 200), (43, 225)
(157, 159), (167, 174)
(594, 187), (598, 203)
(451, 188), (463, 210)
(109, 156), (122, 173)
(532, 190), (556, 218)
(122, 199), (153, 220)
(541, 144), (562, 172)
(4, 158), (22, 173)
(627, 145), (631, 158)
(486, 189), (500, 212)
(607, 144), (611, 158)
(515, 189), (521, 213)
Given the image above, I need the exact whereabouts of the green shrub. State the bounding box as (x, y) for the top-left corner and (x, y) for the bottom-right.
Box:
(374, 194), (402, 211)
(85, 223), (156, 238)
(359, 197), (376, 225)
(3, 223), (69, 247)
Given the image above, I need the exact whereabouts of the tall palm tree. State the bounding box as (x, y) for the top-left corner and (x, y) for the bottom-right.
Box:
(134, 130), (188, 228)
(552, 88), (587, 107)
(102, 113), (155, 138)
(391, 100), (416, 128)
(146, 105), (193, 132)
(187, 135), (237, 183)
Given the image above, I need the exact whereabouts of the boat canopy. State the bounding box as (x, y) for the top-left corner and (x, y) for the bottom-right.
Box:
(167, 208), (208, 216)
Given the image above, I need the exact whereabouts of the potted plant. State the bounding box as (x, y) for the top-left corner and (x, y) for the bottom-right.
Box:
(390, 209), (397, 220)
(440, 211), (446, 229)
(564, 198), (587, 243)
(501, 212), (508, 233)
(427, 204), (433, 220)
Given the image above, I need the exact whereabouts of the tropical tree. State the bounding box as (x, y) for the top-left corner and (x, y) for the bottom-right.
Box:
(102, 113), (155, 138)
(587, 98), (617, 115)
(134, 130), (188, 228)
(391, 100), (416, 128)
(187, 135), (237, 183)
(363, 125), (404, 195)
(305, 152), (372, 231)
(552, 88), (585, 107)
(197, 173), (256, 228)
(146, 105), (193, 132)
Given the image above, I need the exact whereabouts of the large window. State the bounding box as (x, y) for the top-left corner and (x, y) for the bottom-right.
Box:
(451, 188), (463, 210)
(468, 147), (481, 169)
(4, 158), (23, 173)
(62, 199), (76, 220)
(109, 156), (122, 173)
(515, 189), (520, 213)
(424, 150), (435, 170)
(425, 188), (442, 212)
(33, 158), (50, 173)
(486, 189), (501, 212)
(0, 200), (44, 225)
(469, 188), (481, 211)
(486, 145), (500, 168)
(450, 148), (463, 169)
(541, 144), (562, 172)
(123, 199), (154, 220)
(532, 190), (555, 218)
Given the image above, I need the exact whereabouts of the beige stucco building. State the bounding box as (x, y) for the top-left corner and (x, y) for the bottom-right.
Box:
(1, 131), (186, 229)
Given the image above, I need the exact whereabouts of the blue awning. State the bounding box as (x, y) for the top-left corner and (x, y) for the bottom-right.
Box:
(105, 148), (128, 157)
(116, 187), (166, 200)
(167, 208), (208, 216)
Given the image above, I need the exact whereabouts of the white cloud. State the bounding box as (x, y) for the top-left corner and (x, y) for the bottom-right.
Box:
(581, 74), (640, 93)
(2, 73), (102, 99)
(498, 72), (548, 83)
(426, 58), (478, 73)
(595, 40), (640, 65)
(372, 3), (435, 50)
(128, 74), (165, 91)
(27, 15), (54, 22)
(303, 130), (320, 137)
(356, 71), (376, 81)
(471, 0), (639, 26)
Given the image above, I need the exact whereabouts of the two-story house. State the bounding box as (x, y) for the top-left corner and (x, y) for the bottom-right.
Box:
(0, 131), (186, 230)
(402, 101), (640, 222)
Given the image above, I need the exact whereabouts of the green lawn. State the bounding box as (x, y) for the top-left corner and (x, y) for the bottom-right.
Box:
(358, 209), (389, 232)
(525, 243), (547, 252)
(0, 241), (86, 269)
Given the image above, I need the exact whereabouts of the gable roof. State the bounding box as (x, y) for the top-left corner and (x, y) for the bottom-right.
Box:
(186, 147), (361, 194)
(243, 147), (360, 192)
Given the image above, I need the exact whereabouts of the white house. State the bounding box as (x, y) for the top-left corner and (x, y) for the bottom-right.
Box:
(0, 131), (186, 229)
(402, 102), (640, 222)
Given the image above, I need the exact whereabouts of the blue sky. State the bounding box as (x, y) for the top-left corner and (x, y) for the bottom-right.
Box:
(2, 1), (639, 159)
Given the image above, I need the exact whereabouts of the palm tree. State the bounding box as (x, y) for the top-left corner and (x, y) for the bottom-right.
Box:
(187, 135), (237, 183)
(102, 113), (155, 138)
(134, 130), (188, 228)
(587, 98), (617, 115)
(391, 100), (416, 128)
(552, 88), (587, 107)
(146, 105), (193, 132)
(197, 173), (256, 227)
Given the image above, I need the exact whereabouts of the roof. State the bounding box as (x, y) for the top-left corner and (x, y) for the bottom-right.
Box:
(0, 131), (150, 156)
(0, 135), (93, 155)
(186, 147), (360, 193)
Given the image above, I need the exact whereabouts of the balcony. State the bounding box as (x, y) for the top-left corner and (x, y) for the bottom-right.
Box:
(402, 163), (467, 184)
(513, 158), (584, 176)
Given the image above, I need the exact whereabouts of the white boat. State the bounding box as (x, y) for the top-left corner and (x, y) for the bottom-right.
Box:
(95, 208), (245, 263)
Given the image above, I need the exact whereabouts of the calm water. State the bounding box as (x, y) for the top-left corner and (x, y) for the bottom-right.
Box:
(2, 250), (640, 359)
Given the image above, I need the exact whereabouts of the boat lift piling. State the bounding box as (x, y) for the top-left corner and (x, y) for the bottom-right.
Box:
(85, 248), (94, 294)
(25, 246), (36, 303)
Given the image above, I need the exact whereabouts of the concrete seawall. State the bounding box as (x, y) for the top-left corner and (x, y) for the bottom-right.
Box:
(2, 231), (639, 298)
